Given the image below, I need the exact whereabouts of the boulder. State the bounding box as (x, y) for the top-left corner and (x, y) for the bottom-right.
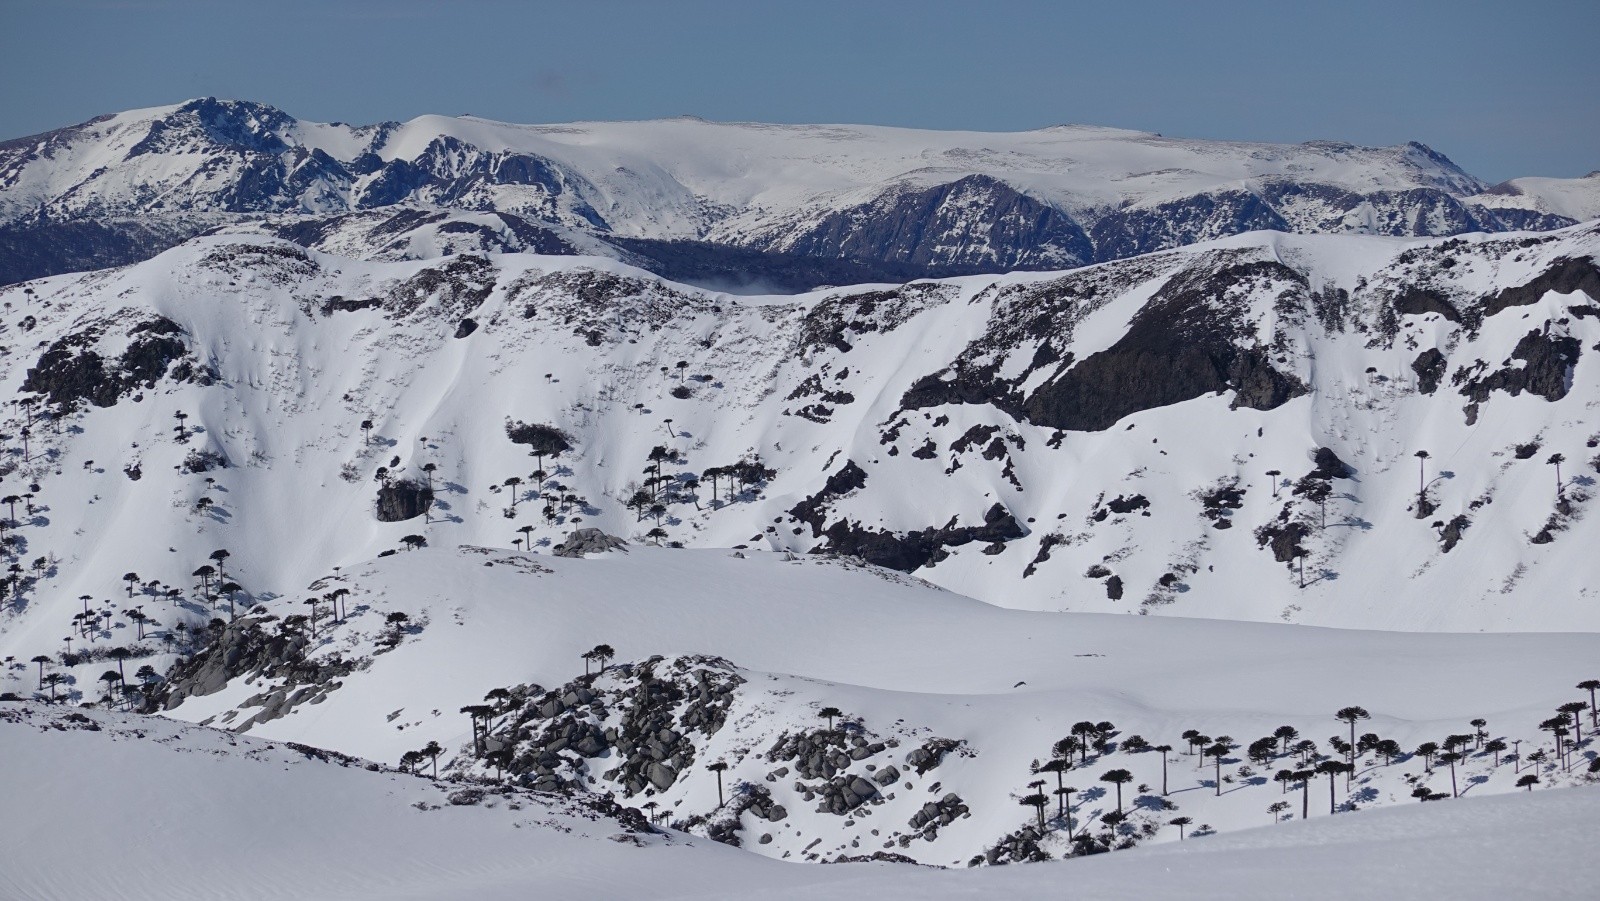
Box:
(553, 528), (629, 558)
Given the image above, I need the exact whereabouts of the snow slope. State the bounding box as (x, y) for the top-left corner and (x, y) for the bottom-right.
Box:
(0, 223), (1595, 645)
(3, 701), (1597, 900)
(9, 543), (1596, 870)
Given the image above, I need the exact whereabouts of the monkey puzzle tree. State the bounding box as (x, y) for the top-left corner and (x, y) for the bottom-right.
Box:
(1579, 679), (1600, 724)
(422, 740), (443, 778)
(1315, 760), (1351, 814)
(1547, 453), (1565, 496)
(1099, 768), (1133, 813)
(1153, 744), (1173, 796)
(1437, 751), (1462, 798)
(1205, 740), (1234, 796)
(1414, 449), (1430, 500)
(818, 706), (843, 730)
(1053, 735), (1082, 764)
(1170, 816), (1193, 841)
(706, 760), (729, 807)
(1036, 758), (1071, 816)
(1517, 774), (1539, 791)
(1021, 782), (1049, 829)
(1558, 701), (1588, 745)
(1273, 724), (1299, 753)
(1335, 706), (1370, 769)
(1415, 741), (1439, 772)
(108, 646), (130, 683)
(1484, 738), (1507, 767)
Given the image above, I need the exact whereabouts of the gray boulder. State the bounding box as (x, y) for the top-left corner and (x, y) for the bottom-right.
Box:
(553, 528), (629, 558)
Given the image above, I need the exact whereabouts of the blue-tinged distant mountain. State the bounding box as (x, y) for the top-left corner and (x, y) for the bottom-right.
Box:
(0, 98), (1590, 289)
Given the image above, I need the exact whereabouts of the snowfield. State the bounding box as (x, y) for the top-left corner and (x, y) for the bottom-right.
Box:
(2, 702), (1596, 900)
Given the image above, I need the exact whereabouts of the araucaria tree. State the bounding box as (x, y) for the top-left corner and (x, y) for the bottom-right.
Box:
(818, 706), (843, 730)
(707, 760), (729, 807)
(1315, 760), (1351, 814)
(1099, 768), (1133, 813)
(1205, 740), (1234, 796)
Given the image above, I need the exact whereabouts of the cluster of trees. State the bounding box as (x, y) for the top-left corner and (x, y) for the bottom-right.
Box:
(399, 741), (445, 778)
(1016, 685), (1600, 855)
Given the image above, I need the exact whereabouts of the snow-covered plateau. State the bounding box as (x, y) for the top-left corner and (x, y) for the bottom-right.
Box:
(0, 126), (1597, 896)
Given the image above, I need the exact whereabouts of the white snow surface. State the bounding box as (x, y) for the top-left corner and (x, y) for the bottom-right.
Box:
(2, 702), (1596, 900)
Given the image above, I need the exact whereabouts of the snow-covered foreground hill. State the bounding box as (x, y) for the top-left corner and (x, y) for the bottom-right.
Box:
(2, 702), (1596, 900)
(6, 545), (1597, 871)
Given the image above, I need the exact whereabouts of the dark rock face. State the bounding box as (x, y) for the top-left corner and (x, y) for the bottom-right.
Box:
(1456, 330), (1581, 403)
(375, 479), (433, 522)
(157, 614), (357, 713)
(609, 237), (951, 294)
(1394, 288), (1461, 323)
(789, 461), (869, 530)
(384, 254), (497, 320)
(505, 420), (573, 457)
(1413, 348), (1447, 394)
(1439, 515), (1470, 553)
(1021, 261), (1307, 431)
(22, 317), (198, 409)
(1089, 190), (1288, 261)
(773, 175), (1094, 273)
(1311, 447), (1355, 480)
(1255, 520), (1310, 564)
(808, 503), (1025, 573)
(474, 656), (742, 797)
(1478, 257), (1600, 320)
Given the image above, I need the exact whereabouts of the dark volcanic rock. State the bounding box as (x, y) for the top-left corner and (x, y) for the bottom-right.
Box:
(376, 479), (433, 522)
(809, 503), (1025, 572)
(1478, 257), (1600, 320)
(1456, 330), (1581, 404)
(22, 317), (197, 408)
(1412, 348), (1447, 394)
(1021, 260), (1307, 431)
(1394, 288), (1461, 323)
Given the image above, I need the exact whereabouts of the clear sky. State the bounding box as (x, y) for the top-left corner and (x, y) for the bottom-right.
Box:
(2, 0), (1596, 182)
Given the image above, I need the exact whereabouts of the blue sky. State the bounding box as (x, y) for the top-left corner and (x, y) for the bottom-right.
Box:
(2, 0), (1595, 181)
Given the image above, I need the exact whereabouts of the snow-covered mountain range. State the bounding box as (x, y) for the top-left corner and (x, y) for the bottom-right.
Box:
(1, 99), (1597, 897)
(2, 98), (1595, 290)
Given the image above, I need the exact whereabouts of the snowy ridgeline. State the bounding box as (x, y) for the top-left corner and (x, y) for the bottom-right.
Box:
(4, 544), (1598, 876)
(2, 97), (1597, 289)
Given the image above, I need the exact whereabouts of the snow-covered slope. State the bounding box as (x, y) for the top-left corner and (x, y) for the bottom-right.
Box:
(5, 683), (1600, 899)
(1, 99), (1589, 288)
(0, 210), (1596, 890)
(0, 223), (1595, 640)
(1470, 172), (1600, 223)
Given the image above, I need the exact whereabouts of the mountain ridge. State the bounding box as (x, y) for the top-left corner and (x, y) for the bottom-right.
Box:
(1, 97), (1590, 290)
